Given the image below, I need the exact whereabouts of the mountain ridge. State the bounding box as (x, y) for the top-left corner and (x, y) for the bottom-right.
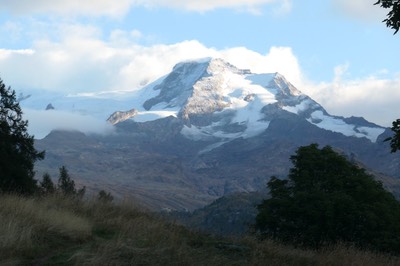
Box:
(111, 58), (385, 146)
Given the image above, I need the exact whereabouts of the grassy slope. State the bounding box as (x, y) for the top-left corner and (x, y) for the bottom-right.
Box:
(1, 194), (400, 266)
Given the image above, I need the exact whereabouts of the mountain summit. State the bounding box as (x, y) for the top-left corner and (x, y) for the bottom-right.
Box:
(110, 58), (384, 145)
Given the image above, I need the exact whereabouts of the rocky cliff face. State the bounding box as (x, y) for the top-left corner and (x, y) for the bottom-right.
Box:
(107, 109), (138, 125)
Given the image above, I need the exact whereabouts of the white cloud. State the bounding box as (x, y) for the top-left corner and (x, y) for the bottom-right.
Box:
(302, 66), (400, 127)
(0, 25), (302, 93)
(332, 0), (387, 21)
(0, 48), (34, 59)
(149, 0), (291, 13)
(23, 109), (114, 139)
(0, 0), (291, 16)
(220, 46), (302, 86)
(0, 0), (134, 17)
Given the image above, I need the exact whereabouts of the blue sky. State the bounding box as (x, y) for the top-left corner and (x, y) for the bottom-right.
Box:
(0, 0), (399, 127)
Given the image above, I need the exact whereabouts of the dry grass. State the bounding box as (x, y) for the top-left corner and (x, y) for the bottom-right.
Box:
(1, 193), (400, 265)
(0, 194), (91, 262)
(244, 238), (400, 266)
(315, 244), (400, 266)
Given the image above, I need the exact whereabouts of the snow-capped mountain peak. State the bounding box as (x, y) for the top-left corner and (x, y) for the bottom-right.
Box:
(122, 58), (385, 144)
(19, 58), (385, 143)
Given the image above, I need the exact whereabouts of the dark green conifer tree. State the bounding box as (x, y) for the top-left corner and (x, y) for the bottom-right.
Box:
(57, 166), (77, 196)
(57, 166), (85, 198)
(386, 119), (400, 152)
(39, 173), (55, 195)
(98, 190), (114, 203)
(0, 79), (44, 194)
(375, 1), (400, 152)
(256, 144), (400, 253)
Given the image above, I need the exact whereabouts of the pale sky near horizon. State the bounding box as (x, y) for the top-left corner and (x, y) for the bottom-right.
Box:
(0, 0), (399, 127)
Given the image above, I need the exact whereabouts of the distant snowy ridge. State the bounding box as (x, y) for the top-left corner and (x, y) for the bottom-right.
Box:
(18, 58), (385, 143)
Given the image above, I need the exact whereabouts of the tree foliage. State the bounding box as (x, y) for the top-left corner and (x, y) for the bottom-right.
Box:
(57, 166), (76, 196)
(39, 173), (55, 195)
(374, 2), (400, 152)
(256, 144), (400, 253)
(0, 79), (44, 194)
(57, 166), (85, 197)
(98, 190), (114, 203)
(385, 119), (400, 152)
(375, 0), (400, 34)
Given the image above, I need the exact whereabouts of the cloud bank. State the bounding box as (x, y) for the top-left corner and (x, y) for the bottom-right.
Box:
(23, 109), (114, 139)
(0, 25), (303, 93)
(0, 0), (291, 16)
(0, 0), (134, 17)
(148, 0), (291, 13)
(304, 68), (400, 128)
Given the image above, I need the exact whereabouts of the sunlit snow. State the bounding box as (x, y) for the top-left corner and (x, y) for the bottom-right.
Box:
(307, 111), (385, 142)
(132, 110), (178, 122)
(179, 71), (276, 141)
(282, 99), (312, 114)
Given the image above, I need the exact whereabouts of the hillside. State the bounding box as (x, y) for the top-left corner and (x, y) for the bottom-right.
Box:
(2, 193), (400, 266)
(164, 154), (400, 237)
(169, 191), (266, 236)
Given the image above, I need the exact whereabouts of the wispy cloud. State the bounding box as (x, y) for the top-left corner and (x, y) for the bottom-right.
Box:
(332, 0), (387, 21)
(0, 0), (292, 16)
(0, 0), (133, 17)
(23, 109), (114, 139)
(150, 0), (291, 13)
